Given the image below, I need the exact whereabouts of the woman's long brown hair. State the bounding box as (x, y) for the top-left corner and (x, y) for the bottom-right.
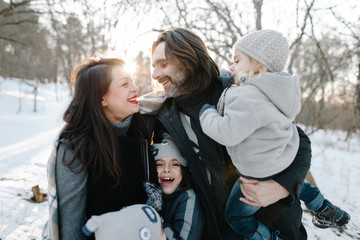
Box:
(59, 57), (146, 186)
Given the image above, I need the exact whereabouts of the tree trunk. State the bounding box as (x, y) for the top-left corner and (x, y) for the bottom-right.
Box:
(54, 47), (59, 102)
(356, 60), (360, 131)
(33, 84), (38, 112)
(252, 0), (263, 30)
(17, 80), (22, 113)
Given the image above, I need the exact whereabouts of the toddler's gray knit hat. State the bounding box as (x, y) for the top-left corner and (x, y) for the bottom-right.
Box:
(152, 138), (187, 166)
(234, 29), (289, 72)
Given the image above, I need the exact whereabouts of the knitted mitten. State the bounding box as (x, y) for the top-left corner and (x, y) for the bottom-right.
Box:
(144, 181), (163, 211)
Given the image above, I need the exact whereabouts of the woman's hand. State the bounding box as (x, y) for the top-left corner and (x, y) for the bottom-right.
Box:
(239, 176), (289, 207)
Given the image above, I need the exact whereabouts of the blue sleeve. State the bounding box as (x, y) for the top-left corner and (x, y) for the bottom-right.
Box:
(164, 189), (205, 240)
(220, 68), (235, 88)
(56, 144), (88, 240)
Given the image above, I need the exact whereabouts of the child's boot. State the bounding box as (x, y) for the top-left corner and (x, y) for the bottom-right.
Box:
(247, 221), (282, 240)
(312, 199), (351, 228)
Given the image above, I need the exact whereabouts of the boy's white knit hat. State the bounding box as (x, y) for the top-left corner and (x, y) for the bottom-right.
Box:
(83, 204), (162, 240)
(234, 29), (289, 72)
(152, 138), (187, 166)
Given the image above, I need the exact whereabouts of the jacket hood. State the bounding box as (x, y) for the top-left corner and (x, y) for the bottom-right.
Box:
(245, 72), (301, 119)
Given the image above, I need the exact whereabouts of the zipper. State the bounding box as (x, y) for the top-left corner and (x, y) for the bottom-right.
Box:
(144, 139), (150, 182)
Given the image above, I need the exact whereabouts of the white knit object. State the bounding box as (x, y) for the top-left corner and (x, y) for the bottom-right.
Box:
(144, 181), (163, 211)
(83, 204), (162, 240)
(235, 29), (289, 72)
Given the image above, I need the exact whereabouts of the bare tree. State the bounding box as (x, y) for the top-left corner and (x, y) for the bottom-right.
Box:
(328, 6), (360, 134)
(133, 51), (153, 96)
(43, 0), (134, 86)
(0, 0), (54, 112)
(0, 0), (38, 44)
(142, 0), (359, 133)
(293, 35), (355, 133)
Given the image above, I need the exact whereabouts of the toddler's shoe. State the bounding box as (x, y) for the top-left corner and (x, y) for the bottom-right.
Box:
(312, 199), (351, 228)
(247, 221), (282, 240)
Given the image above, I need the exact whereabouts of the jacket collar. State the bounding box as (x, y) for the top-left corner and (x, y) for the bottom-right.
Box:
(111, 114), (133, 136)
(174, 85), (218, 118)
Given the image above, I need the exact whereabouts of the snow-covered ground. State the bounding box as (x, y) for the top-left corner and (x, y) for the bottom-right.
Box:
(0, 77), (359, 239)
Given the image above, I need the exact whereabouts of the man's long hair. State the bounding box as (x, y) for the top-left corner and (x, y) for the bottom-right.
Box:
(152, 27), (221, 93)
(59, 57), (146, 186)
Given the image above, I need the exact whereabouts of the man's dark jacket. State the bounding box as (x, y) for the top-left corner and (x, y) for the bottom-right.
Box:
(144, 79), (311, 240)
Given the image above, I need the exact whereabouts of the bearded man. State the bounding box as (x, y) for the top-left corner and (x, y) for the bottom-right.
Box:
(145, 28), (311, 240)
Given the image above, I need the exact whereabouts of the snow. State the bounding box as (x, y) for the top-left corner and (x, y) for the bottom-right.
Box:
(0, 77), (359, 239)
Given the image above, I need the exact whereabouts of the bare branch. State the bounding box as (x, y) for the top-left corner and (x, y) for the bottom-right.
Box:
(289, 0), (316, 49)
(0, 9), (41, 17)
(0, 0), (32, 17)
(308, 13), (335, 82)
(207, 45), (230, 64)
(204, 0), (242, 36)
(0, 19), (38, 26)
(20, 78), (38, 88)
(0, 35), (28, 45)
(175, 0), (190, 28)
(287, 0), (316, 73)
(329, 7), (359, 41)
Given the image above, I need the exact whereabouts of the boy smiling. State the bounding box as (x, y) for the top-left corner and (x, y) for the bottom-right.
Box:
(152, 136), (205, 239)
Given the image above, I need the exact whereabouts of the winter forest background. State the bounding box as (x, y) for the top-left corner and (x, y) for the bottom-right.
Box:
(0, 0), (360, 239)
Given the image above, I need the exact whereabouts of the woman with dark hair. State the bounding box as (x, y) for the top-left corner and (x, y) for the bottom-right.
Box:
(49, 57), (158, 240)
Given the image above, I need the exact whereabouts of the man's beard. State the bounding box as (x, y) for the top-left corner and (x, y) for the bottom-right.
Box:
(162, 70), (187, 98)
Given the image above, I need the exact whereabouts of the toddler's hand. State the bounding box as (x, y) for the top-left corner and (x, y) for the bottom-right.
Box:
(220, 69), (235, 88)
(199, 104), (216, 117)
